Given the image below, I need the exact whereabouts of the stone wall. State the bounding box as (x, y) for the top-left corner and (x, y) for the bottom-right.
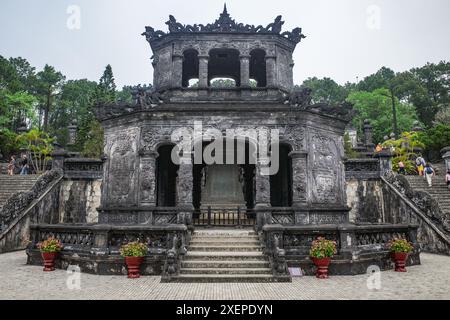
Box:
(59, 179), (102, 223)
(346, 179), (383, 223)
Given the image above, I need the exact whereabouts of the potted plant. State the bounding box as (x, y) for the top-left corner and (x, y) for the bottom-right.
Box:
(37, 237), (63, 272)
(309, 237), (337, 279)
(388, 238), (413, 272)
(120, 241), (148, 278)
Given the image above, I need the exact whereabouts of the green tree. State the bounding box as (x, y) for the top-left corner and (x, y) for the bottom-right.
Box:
(35, 64), (65, 132)
(357, 67), (395, 92)
(299, 77), (349, 104)
(16, 129), (54, 174)
(382, 131), (425, 174)
(81, 120), (104, 158)
(95, 64), (116, 104)
(418, 124), (450, 157)
(347, 89), (418, 144)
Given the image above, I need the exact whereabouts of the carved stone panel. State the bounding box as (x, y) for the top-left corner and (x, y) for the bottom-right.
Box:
(310, 131), (343, 205)
(139, 157), (156, 206)
(106, 129), (139, 206)
(291, 154), (307, 205)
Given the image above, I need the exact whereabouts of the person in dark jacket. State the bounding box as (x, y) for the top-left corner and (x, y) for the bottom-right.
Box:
(20, 154), (29, 175)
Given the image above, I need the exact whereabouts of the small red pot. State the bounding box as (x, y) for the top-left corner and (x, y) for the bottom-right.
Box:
(391, 252), (408, 272)
(125, 256), (144, 278)
(41, 252), (58, 272)
(311, 257), (331, 279)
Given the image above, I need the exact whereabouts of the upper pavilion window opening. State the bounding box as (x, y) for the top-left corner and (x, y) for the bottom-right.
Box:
(182, 49), (199, 88)
(250, 49), (267, 87)
(208, 48), (241, 87)
(209, 77), (237, 88)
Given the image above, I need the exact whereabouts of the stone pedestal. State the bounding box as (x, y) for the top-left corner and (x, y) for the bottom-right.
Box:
(374, 149), (393, 176)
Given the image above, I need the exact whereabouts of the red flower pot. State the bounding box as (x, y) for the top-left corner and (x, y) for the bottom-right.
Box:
(391, 252), (408, 272)
(125, 256), (144, 278)
(41, 252), (57, 272)
(311, 257), (331, 279)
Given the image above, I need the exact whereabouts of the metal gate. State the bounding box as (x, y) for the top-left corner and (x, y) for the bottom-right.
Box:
(193, 207), (256, 227)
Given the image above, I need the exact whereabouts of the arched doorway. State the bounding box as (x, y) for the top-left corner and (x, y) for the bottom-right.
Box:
(270, 143), (293, 207)
(156, 144), (179, 207)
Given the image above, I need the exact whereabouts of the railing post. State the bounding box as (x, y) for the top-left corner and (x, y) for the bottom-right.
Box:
(237, 206), (241, 226)
(207, 206), (211, 226)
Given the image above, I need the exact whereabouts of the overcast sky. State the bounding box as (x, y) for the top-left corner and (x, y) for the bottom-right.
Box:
(1, 0), (449, 88)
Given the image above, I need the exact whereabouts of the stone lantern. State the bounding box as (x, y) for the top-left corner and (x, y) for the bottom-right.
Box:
(441, 147), (450, 172)
(67, 120), (78, 146)
(17, 122), (28, 135)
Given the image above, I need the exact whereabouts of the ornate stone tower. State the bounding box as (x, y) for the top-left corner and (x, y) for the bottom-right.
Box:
(95, 6), (353, 229)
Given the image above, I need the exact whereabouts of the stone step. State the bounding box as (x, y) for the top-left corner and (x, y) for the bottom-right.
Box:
(188, 245), (262, 252)
(189, 240), (260, 245)
(168, 274), (278, 283)
(180, 268), (272, 275)
(191, 235), (259, 241)
(184, 251), (267, 261)
(181, 260), (270, 269)
(193, 230), (256, 237)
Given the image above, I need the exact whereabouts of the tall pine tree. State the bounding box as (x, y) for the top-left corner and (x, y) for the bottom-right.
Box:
(95, 64), (116, 104)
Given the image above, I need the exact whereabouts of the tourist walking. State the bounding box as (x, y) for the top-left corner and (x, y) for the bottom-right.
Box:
(20, 154), (29, 175)
(398, 161), (406, 175)
(424, 163), (434, 187)
(446, 170), (450, 190)
(416, 156), (425, 176)
(7, 155), (16, 175)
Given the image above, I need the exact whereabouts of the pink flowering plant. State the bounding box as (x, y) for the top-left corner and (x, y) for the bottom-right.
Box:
(37, 237), (63, 253)
(120, 241), (148, 257)
(387, 238), (413, 253)
(309, 237), (337, 259)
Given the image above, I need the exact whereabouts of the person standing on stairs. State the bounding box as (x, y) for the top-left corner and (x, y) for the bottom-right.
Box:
(416, 155), (425, 176)
(446, 170), (450, 190)
(424, 163), (435, 187)
(7, 155), (16, 175)
(20, 154), (29, 175)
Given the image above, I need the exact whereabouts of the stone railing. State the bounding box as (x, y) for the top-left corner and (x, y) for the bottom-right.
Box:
(0, 169), (63, 232)
(262, 223), (420, 275)
(27, 223), (189, 275)
(97, 207), (181, 225)
(345, 158), (380, 179)
(63, 158), (103, 179)
(382, 172), (450, 254)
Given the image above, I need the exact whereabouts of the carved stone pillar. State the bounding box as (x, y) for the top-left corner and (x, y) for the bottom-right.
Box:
(176, 154), (194, 224)
(139, 151), (157, 207)
(441, 147), (450, 172)
(363, 119), (374, 150)
(198, 55), (209, 88)
(172, 54), (183, 88)
(289, 151), (308, 206)
(239, 55), (250, 88)
(265, 56), (277, 88)
(255, 157), (271, 230)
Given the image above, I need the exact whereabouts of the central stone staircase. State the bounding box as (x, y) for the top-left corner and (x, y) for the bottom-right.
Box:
(404, 163), (450, 216)
(174, 229), (282, 282)
(0, 175), (40, 210)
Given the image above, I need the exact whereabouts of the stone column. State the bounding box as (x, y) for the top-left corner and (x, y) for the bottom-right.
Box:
(51, 148), (68, 170)
(198, 55), (209, 88)
(139, 151), (157, 207)
(363, 119), (374, 150)
(265, 56), (277, 88)
(239, 55), (250, 88)
(441, 147), (450, 172)
(289, 151), (309, 224)
(289, 151), (308, 206)
(255, 157), (271, 231)
(176, 154), (194, 225)
(171, 54), (183, 88)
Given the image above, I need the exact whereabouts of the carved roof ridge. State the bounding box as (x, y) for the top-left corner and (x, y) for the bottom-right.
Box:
(142, 6), (306, 44)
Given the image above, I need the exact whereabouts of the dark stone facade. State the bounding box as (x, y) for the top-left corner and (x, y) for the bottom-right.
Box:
(24, 8), (423, 277)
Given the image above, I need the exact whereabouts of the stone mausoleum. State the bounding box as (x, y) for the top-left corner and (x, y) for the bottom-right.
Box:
(21, 7), (423, 282)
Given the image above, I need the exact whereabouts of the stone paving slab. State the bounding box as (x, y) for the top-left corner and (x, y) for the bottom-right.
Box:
(0, 251), (449, 300)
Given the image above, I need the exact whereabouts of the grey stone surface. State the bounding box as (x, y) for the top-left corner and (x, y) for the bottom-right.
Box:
(1, 250), (449, 300)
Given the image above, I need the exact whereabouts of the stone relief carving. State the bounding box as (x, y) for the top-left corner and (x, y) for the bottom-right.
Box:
(283, 126), (304, 150)
(107, 131), (138, 205)
(139, 159), (156, 204)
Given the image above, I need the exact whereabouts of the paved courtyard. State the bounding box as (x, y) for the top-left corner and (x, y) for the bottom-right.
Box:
(0, 250), (449, 300)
